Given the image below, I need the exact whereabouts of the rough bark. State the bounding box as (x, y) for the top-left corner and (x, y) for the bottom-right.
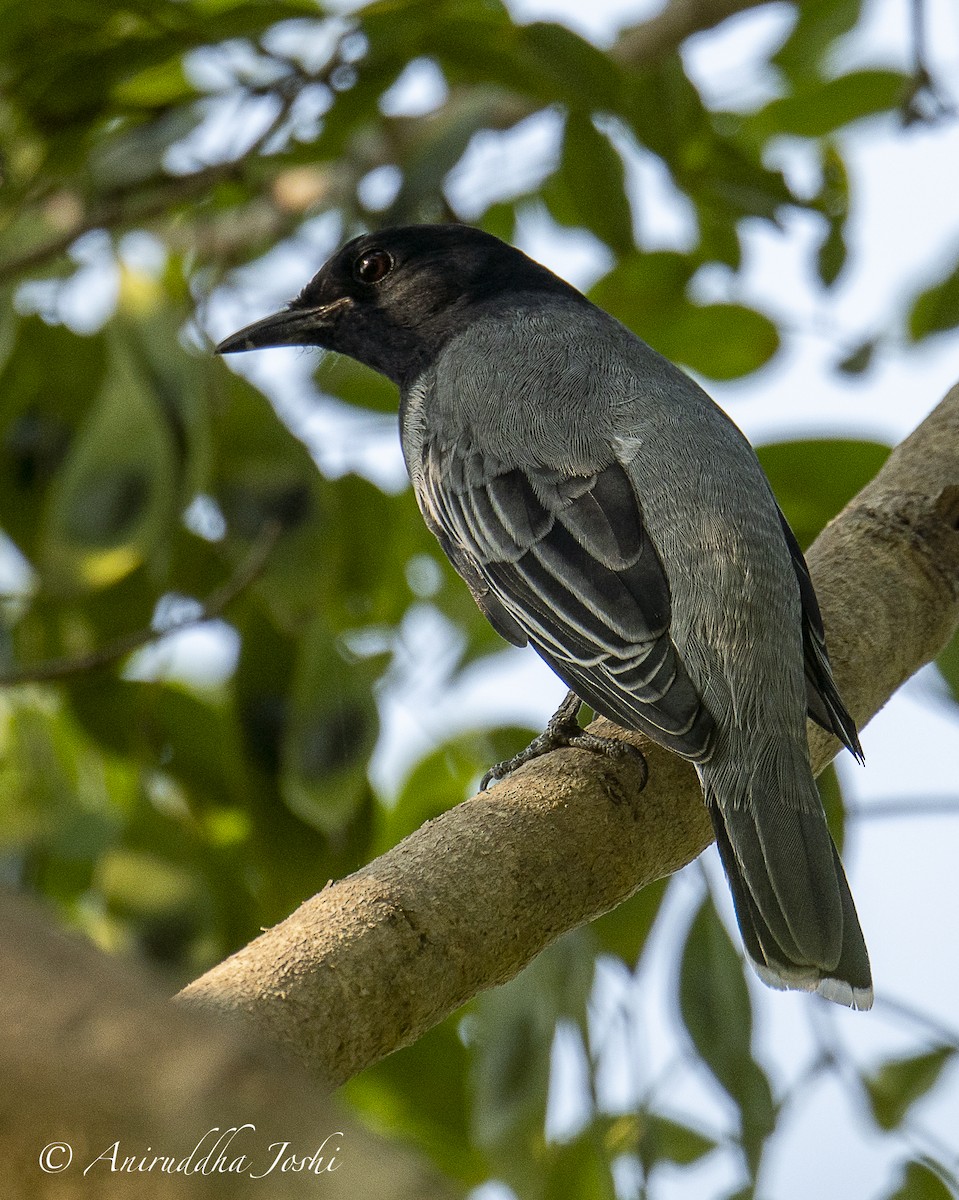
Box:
(0, 891), (458, 1199)
(179, 385), (959, 1089)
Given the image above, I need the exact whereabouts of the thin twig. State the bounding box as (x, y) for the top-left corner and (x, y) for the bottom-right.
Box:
(901, 1121), (959, 1177)
(612, 0), (768, 67)
(901, 0), (955, 126)
(0, 521), (281, 687)
(845, 797), (959, 821)
(0, 163), (244, 284)
(875, 993), (959, 1052)
(0, 32), (349, 285)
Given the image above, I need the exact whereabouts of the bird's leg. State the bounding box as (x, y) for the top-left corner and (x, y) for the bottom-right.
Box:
(480, 690), (648, 790)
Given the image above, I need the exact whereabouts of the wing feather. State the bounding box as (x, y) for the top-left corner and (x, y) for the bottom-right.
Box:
(420, 442), (715, 761)
(776, 509), (863, 760)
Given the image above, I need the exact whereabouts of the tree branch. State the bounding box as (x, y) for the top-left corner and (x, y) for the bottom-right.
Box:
(179, 384), (959, 1090)
(0, 34), (351, 286)
(0, 164), (247, 285)
(612, 0), (770, 66)
(0, 891), (457, 1199)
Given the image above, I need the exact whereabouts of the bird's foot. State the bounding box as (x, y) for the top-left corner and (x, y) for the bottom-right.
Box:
(480, 690), (648, 790)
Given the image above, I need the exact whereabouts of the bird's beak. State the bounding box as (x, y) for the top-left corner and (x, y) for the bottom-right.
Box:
(214, 297), (349, 354)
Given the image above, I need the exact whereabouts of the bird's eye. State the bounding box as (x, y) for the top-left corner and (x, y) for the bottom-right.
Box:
(352, 249), (394, 285)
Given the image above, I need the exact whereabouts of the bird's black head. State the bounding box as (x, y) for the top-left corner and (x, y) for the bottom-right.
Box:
(215, 224), (583, 386)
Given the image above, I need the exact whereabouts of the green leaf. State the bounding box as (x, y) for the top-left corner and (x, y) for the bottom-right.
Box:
(0, 318), (108, 562)
(40, 335), (179, 593)
(634, 1113), (717, 1169)
(211, 369), (332, 627)
(112, 57), (196, 109)
(543, 1127), (618, 1200)
(624, 58), (708, 167)
(624, 63), (794, 248)
(344, 1015), (485, 1184)
(757, 439), (891, 549)
(772, 0), (868, 83)
(280, 617), (381, 835)
(698, 205), (743, 271)
(229, 605), (367, 923)
(696, 135), (795, 226)
(885, 1160), (959, 1200)
(591, 254), (779, 379)
(680, 896), (753, 1085)
(817, 219), (847, 287)
(66, 677), (244, 810)
(908, 257), (959, 341)
(545, 112), (633, 254)
(97, 848), (204, 921)
(472, 932), (596, 1173)
(589, 251), (694, 323)
(817, 763), (846, 853)
(214, 368), (440, 632)
(656, 303), (779, 381)
(592, 877), (668, 965)
(4, 0), (315, 136)
(651, 1114), (716, 1165)
(471, 980), (553, 1155)
(816, 142), (850, 221)
(415, 12), (620, 112)
(864, 1047), (955, 1131)
(754, 70), (908, 138)
(836, 339), (877, 376)
(480, 201), (518, 244)
(0, 697), (124, 857)
(321, 474), (442, 629)
(936, 627), (959, 706)
(679, 897), (775, 1171)
(316, 354), (399, 414)
(516, 22), (622, 111)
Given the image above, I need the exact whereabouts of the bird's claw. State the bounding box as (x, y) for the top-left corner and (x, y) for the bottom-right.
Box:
(479, 691), (648, 790)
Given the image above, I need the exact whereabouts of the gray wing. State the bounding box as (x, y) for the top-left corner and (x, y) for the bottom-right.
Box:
(419, 440), (715, 761)
(776, 509), (863, 760)
(416, 505), (530, 648)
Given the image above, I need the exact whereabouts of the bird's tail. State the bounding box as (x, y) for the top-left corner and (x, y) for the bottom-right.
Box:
(701, 748), (873, 1010)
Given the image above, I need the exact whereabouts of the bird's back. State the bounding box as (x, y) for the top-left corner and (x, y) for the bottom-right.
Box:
(404, 295), (808, 739)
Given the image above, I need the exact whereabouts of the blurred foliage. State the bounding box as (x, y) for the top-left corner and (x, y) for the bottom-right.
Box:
(1, 0), (958, 1197)
(863, 1046), (956, 1133)
(679, 897), (775, 1176)
(885, 1161), (959, 1200)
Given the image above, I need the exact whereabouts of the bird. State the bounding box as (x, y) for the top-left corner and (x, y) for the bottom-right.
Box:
(216, 222), (872, 1009)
